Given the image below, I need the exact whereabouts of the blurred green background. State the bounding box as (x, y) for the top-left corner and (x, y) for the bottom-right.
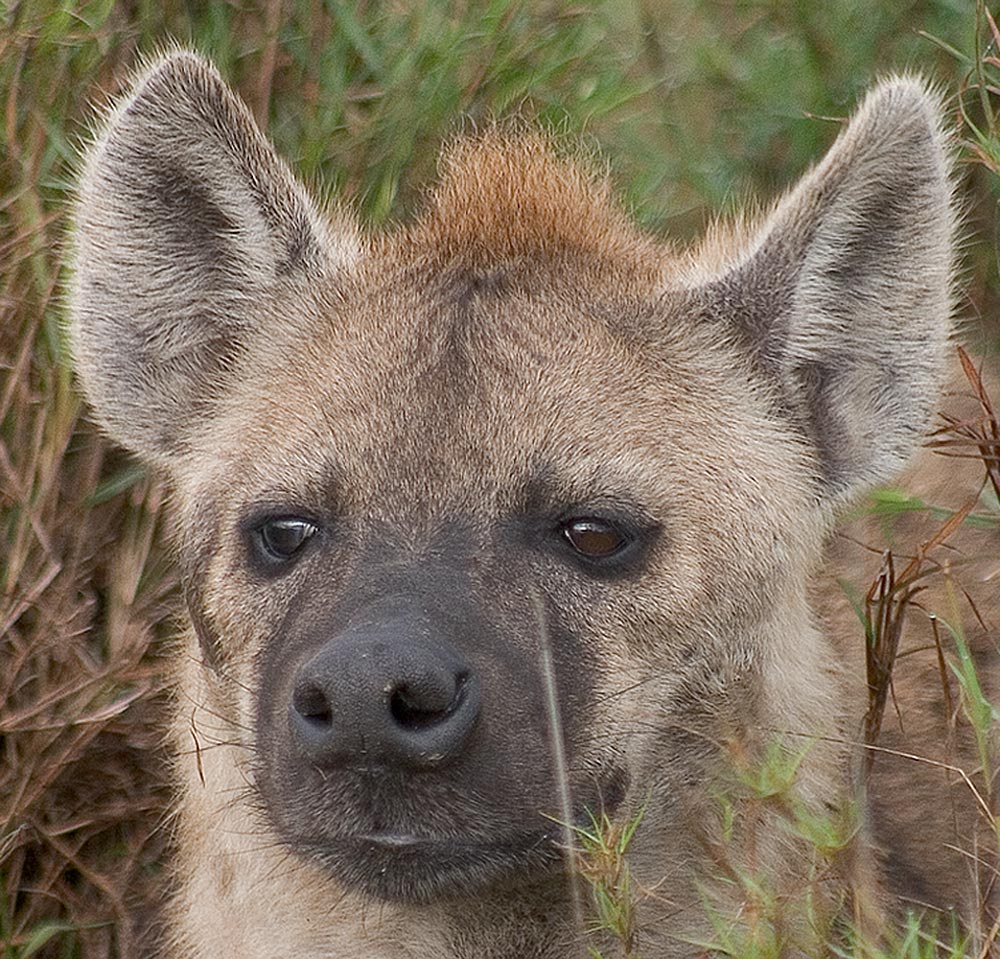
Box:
(1, 2), (998, 956)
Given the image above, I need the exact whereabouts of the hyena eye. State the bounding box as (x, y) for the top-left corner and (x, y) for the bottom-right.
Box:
(257, 517), (318, 562)
(560, 518), (629, 560)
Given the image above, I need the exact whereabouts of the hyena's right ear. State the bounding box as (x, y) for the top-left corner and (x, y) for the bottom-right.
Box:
(68, 51), (358, 463)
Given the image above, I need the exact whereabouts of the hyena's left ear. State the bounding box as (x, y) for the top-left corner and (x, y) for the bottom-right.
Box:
(68, 50), (358, 464)
(697, 77), (957, 503)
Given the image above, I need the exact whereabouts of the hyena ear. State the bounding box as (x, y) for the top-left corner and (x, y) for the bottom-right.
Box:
(697, 77), (956, 503)
(68, 50), (358, 462)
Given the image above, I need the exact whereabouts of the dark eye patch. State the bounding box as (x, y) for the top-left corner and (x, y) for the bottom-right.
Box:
(513, 468), (661, 577)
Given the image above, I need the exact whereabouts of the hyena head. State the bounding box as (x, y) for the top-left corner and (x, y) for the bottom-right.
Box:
(69, 52), (954, 954)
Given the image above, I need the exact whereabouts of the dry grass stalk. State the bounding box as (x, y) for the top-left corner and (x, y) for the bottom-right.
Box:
(0, 27), (178, 959)
(862, 347), (998, 783)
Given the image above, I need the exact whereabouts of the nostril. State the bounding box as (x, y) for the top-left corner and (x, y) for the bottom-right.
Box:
(293, 682), (333, 728)
(389, 673), (468, 730)
(389, 689), (437, 729)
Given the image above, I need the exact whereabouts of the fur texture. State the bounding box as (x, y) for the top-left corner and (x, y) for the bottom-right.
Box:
(68, 52), (967, 959)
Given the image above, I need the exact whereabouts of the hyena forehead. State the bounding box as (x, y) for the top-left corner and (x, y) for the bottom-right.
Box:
(72, 53), (954, 515)
(194, 134), (789, 504)
(238, 129), (685, 380)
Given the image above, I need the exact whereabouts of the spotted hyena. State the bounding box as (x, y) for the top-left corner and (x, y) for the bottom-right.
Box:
(69, 51), (973, 958)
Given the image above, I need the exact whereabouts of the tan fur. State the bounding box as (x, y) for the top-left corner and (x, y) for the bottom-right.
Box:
(66, 52), (989, 959)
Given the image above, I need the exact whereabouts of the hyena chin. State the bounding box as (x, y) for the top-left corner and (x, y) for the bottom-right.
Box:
(70, 51), (959, 959)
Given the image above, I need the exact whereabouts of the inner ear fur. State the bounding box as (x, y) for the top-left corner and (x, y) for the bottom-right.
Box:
(68, 50), (358, 463)
(697, 77), (957, 503)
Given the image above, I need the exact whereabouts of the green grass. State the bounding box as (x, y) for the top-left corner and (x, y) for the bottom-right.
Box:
(1, 1), (999, 957)
(569, 802), (647, 958)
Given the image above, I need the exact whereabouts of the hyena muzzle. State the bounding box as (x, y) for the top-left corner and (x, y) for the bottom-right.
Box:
(69, 52), (960, 958)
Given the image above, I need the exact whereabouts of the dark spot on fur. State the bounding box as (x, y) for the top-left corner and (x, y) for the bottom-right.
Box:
(436, 265), (513, 365)
(125, 152), (241, 275)
(180, 502), (228, 671)
(818, 186), (911, 291)
(699, 237), (796, 384)
(276, 211), (321, 274)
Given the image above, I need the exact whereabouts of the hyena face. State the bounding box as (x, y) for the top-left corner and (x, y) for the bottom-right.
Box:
(69, 53), (954, 957)
(180, 218), (821, 906)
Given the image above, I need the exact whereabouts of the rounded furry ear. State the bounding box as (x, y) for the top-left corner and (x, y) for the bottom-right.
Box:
(695, 77), (957, 503)
(68, 50), (360, 463)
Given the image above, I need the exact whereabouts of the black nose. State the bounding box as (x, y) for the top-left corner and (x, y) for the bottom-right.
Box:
(289, 624), (481, 769)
